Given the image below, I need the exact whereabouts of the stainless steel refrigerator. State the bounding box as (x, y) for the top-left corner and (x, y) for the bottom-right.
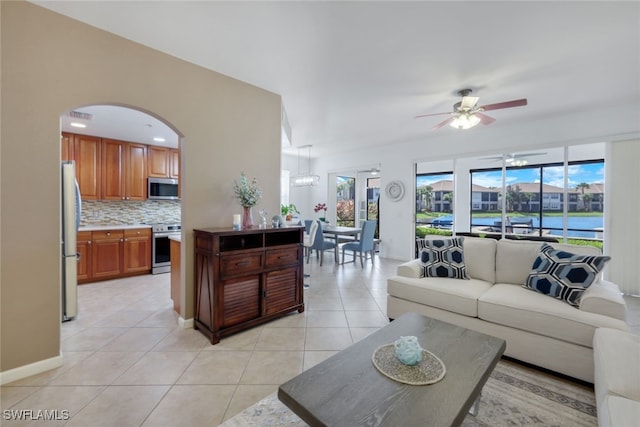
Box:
(62, 161), (81, 321)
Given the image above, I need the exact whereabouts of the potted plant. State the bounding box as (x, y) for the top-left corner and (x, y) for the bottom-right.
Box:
(233, 172), (262, 228)
(281, 203), (299, 221)
(314, 203), (328, 222)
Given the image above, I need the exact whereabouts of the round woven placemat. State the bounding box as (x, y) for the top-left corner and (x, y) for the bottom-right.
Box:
(371, 344), (446, 385)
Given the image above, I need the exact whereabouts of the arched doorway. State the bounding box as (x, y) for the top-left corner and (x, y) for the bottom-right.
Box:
(60, 104), (184, 325)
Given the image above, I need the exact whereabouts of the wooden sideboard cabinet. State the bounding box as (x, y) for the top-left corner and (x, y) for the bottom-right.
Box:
(193, 227), (305, 344)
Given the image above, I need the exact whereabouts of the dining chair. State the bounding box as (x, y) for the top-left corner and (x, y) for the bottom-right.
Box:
(303, 219), (313, 234)
(341, 220), (377, 267)
(309, 221), (337, 266)
(303, 220), (319, 262)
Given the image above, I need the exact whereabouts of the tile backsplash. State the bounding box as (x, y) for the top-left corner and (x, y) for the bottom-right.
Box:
(81, 200), (181, 226)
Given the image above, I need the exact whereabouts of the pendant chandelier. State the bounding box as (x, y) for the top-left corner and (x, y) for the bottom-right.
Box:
(291, 145), (320, 187)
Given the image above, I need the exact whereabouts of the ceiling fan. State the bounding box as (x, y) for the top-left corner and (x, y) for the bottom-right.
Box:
(415, 89), (527, 130)
(481, 152), (546, 166)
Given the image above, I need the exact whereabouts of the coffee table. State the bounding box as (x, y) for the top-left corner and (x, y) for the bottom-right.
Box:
(278, 312), (505, 427)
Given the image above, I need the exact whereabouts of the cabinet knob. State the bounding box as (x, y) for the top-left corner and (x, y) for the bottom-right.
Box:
(124, 238), (128, 242)
(88, 241), (92, 244)
(121, 238), (124, 242)
(136, 231), (141, 235)
(106, 232), (111, 236)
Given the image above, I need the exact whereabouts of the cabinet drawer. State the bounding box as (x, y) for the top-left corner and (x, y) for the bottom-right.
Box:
(265, 247), (299, 268)
(220, 252), (263, 278)
(92, 229), (124, 240)
(124, 228), (151, 238)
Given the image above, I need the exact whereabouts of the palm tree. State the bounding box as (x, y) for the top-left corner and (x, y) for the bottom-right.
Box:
(576, 182), (591, 211)
(416, 185), (433, 212)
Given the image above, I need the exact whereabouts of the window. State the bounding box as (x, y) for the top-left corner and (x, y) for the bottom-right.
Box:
(470, 160), (605, 241)
(416, 172), (454, 238)
(336, 176), (355, 226)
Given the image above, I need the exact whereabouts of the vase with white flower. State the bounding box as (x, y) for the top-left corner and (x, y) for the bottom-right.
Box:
(314, 203), (328, 222)
(233, 172), (262, 229)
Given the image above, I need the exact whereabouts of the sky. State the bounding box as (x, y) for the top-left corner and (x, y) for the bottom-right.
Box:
(417, 162), (604, 190)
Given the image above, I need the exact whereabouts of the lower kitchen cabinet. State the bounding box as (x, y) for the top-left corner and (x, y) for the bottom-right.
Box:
(193, 227), (304, 344)
(78, 227), (151, 284)
(77, 231), (92, 282)
(92, 229), (124, 279)
(123, 228), (152, 274)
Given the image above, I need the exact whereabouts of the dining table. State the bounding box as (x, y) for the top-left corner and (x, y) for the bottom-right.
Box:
(322, 224), (362, 263)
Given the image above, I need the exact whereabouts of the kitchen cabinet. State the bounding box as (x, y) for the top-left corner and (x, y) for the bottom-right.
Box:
(91, 229), (124, 279)
(77, 231), (92, 283)
(170, 149), (180, 179)
(61, 132), (74, 161)
(123, 228), (151, 274)
(79, 227), (151, 283)
(194, 227), (304, 344)
(148, 146), (180, 179)
(74, 134), (102, 200)
(101, 139), (147, 201)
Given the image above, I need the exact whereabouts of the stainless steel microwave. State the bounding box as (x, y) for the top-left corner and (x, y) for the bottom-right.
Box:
(148, 177), (179, 200)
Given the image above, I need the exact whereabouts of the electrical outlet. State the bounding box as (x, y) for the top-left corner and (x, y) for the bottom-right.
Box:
(92, 211), (100, 218)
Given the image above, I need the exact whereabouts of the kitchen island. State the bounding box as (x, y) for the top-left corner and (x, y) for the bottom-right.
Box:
(169, 234), (181, 313)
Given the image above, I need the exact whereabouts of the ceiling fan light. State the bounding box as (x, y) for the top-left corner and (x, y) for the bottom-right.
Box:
(449, 113), (481, 130)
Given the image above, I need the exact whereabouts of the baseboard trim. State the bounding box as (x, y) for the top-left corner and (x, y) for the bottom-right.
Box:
(179, 316), (194, 329)
(0, 354), (63, 385)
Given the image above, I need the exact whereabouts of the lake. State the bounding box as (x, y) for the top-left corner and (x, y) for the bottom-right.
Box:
(432, 215), (604, 238)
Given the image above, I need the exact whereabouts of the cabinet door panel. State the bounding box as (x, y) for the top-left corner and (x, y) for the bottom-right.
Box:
(148, 146), (169, 177)
(222, 276), (261, 327)
(123, 234), (151, 273)
(170, 148), (180, 179)
(77, 231), (92, 283)
(264, 269), (299, 315)
(126, 143), (147, 200)
(101, 139), (124, 200)
(74, 135), (101, 200)
(61, 132), (74, 161)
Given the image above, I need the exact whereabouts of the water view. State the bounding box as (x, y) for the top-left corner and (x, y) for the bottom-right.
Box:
(429, 215), (604, 238)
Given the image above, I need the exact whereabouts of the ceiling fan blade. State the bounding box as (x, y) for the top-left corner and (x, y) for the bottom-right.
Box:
(480, 98), (527, 111)
(460, 96), (479, 110)
(414, 112), (451, 119)
(475, 112), (496, 125)
(432, 117), (455, 130)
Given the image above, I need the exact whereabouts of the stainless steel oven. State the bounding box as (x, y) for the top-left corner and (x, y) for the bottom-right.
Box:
(151, 223), (181, 274)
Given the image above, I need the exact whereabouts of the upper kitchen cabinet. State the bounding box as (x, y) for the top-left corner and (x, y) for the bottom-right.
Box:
(170, 148), (180, 179)
(61, 132), (74, 161)
(148, 146), (180, 179)
(101, 139), (147, 201)
(74, 134), (102, 200)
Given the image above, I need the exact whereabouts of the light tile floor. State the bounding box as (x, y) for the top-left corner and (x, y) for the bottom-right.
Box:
(1, 253), (401, 426)
(2, 254), (639, 426)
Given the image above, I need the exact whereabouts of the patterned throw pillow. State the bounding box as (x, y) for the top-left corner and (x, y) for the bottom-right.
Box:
(419, 237), (469, 279)
(523, 243), (611, 308)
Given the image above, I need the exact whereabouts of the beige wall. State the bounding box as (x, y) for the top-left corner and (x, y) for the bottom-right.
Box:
(1, 2), (282, 372)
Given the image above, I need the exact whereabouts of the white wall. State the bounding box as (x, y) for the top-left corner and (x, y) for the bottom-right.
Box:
(606, 139), (640, 295)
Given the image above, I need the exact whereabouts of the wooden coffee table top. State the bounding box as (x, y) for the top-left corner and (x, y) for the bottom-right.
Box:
(278, 312), (506, 427)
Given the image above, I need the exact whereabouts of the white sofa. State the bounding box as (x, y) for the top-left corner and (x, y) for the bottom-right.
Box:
(593, 328), (640, 427)
(387, 236), (628, 382)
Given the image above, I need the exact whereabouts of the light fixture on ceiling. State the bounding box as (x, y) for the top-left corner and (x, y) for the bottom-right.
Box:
(508, 158), (528, 167)
(70, 122), (87, 128)
(449, 112), (481, 130)
(153, 137), (166, 142)
(290, 145), (320, 187)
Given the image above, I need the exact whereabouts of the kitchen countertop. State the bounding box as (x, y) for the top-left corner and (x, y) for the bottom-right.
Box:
(169, 235), (181, 242)
(79, 224), (153, 232)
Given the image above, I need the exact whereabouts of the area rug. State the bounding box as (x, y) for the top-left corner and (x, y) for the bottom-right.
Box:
(220, 358), (597, 427)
